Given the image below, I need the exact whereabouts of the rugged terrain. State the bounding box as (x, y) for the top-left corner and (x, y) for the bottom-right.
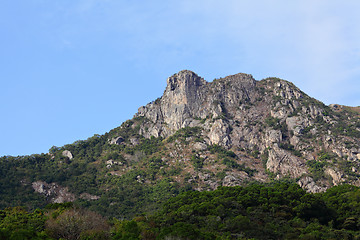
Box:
(132, 70), (360, 192)
(1, 70), (359, 218)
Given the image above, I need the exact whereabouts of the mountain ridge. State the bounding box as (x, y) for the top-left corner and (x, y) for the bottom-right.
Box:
(119, 70), (360, 192)
(1, 70), (360, 219)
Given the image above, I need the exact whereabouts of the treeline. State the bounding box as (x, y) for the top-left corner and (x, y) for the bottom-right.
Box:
(1, 182), (360, 239)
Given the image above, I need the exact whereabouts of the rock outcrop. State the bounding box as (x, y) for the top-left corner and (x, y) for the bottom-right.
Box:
(131, 70), (360, 192)
(62, 150), (73, 160)
(32, 181), (75, 203)
(136, 70), (257, 148)
(32, 181), (100, 203)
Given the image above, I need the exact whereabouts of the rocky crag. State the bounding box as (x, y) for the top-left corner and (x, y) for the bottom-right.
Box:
(114, 70), (360, 193)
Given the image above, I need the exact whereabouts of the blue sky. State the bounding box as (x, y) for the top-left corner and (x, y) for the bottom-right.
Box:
(1, 0), (360, 156)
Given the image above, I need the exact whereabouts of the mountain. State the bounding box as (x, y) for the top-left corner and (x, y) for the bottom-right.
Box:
(133, 70), (360, 191)
(1, 70), (359, 218)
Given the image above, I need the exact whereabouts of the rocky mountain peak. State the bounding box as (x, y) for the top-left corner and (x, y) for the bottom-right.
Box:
(164, 70), (205, 93)
(216, 72), (255, 85)
(162, 70), (206, 119)
(136, 70), (259, 139)
(132, 70), (360, 192)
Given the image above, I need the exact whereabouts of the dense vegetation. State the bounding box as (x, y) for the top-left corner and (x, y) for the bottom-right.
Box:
(1, 182), (360, 239)
(0, 118), (192, 218)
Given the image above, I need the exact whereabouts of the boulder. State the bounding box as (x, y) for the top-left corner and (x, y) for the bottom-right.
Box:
(32, 181), (76, 203)
(109, 136), (125, 145)
(62, 150), (73, 160)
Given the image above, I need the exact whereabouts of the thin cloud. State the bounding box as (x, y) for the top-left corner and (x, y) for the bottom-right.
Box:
(179, 0), (360, 105)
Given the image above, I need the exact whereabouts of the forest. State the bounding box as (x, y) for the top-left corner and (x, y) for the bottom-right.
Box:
(1, 181), (360, 240)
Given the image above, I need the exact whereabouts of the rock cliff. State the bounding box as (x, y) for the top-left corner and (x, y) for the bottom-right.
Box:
(129, 70), (360, 192)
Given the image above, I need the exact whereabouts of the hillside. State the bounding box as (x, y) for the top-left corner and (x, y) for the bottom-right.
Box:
(3, 182), (360, 239)
(1, 70), (360, 219)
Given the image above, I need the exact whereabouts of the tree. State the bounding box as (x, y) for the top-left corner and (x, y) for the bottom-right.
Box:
(46, 208), (109, 240)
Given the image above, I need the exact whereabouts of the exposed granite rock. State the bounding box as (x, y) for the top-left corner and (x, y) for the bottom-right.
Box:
(266, 146), (307, 178)
(106, 159), (123, 168)
(286, 116), (310, 136)
(198, 172), (211, 181)
(32, 181), (76, 203)
(264, 129), (282, 146)
(193, 142), (208, 151)
(32, 180), (101, 203)
(109, 136), (125, 145)
(297, 177), (327, 193)
(135, 70), (256, 147)
(209, 119), (231, 147)
(131, 70), (360, 192)
(222, 172), (249, 187)
(325, 168), (344, 186)
(62, 150), (73, 160)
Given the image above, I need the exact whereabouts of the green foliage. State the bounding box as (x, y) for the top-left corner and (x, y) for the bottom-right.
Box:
(167, 127), (203, 143)
(302, 125), (314, 138)
(112, 219), (141, 240)
(191, 155), (204, 169)
(222, 158), (256, 176)
(222, 158), (240, 169)
(207, 144), (236, 158)
(152, 182), (360, 239)
(46, 208), (110, 240)
(318, 151), (333, 161)
(265, 116), (288, 137)
(148, 157), (165, 171)
(2, 183), (360, 239)
(279, 143), (302, 157)
(333, 120), (360, 138)
(158, 222), (204, 240)
(154, 182), (329, 239)
(0, 207), (49, 239)
(129, 136), (164, 155)
(207, 145), (256, 176)
(216, 171), (227, 180)
(307, 160), (327, 181)
(261, 149), (269, 168)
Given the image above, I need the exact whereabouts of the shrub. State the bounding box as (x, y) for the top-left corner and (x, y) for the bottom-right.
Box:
(46, 209), (110, 240)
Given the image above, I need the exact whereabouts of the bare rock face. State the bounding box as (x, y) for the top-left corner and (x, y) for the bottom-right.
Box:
(161, 70), (207, 130)
(286, 116), (310, 136)
(209, 119), (231, 146)
(273, 81), (303, 100)
(222, 172), (249, 187)
(266, 146), (307, 178)
(131, 70), (360, 192)
(297, 177), (327, 193)
(264, 130), (282, 147)
(325, 168), (344, 186)
(193, 142), (207, 151)
(62, 150), (73, 160)
(32, 181), (100, 203)
(136, 70), (256, 148)
(32, 181), (75, 203)
(109, 136), (125, 145)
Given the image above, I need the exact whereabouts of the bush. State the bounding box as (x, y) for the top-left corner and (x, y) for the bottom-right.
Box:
(46, 208), (110, 240)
